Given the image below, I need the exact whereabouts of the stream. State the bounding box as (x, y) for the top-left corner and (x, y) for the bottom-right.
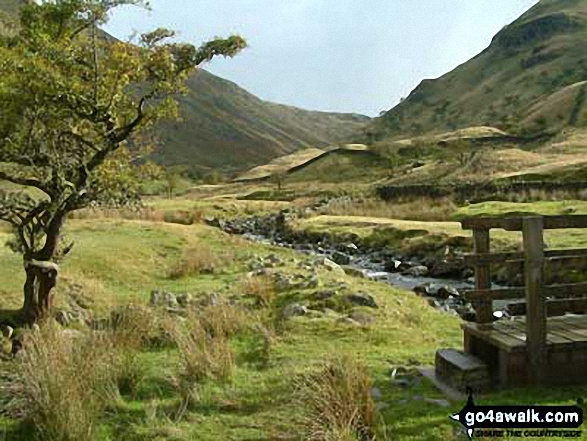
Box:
(209, 212), (510, 321)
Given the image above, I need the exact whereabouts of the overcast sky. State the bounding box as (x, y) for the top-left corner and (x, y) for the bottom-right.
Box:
(104, 0), (539, 117)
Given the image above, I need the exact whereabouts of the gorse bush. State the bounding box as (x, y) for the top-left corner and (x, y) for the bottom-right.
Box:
(296, 356), (377, 441)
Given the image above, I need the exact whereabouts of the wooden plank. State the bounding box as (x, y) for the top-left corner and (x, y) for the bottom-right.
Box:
(466, 283), (587, 302)
(464, 251), (523, 266)
(462, 323), (526, 352)
(545, 282), (587, 299)
(461, 217), (523, 231)
(462, 215), (587, 231)
(473, 229), (493, 324)
(545, 329), (575, 345)
(549, 328), (587, 346)
(465, 287), (525, 301)
(506, 298), (587, 317)
(523, 216), (546, 386)
(547, 248), (587, 262)
(464, 248), (587, 266)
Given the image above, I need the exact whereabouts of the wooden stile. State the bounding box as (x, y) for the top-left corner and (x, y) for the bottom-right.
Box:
(457, 214), (587, 388)
(522, 217), (546, 385)
(473, 229), (492, 325)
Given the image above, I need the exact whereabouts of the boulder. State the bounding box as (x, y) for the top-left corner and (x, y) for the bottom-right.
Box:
(345, 243), (359, 253)
(344, 293), (378, 308)
(436, 285), (460, 300)
(402, 265), (429, 277)
(150, 290), (163, 306)
(312, 290), (337, 301)
(302, 275), (320, 289)
(384, 259), (403, 272)
(429, 259), (465, 278)
(164, 292), (179, 308)
(321, 258), (345, 275)
(331, 251), (351, 266)
(55, 310), (71, 327)
(343, 266), (366, 278)
(177, 293), (193, 307)
(413, 283), (434, 296)
(282, 303), (308, 319)
(349, 311), (376, 326)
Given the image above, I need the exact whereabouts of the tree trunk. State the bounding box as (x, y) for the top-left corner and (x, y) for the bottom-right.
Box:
(21, 213), (64, 324)
(21, 260), (59, 324)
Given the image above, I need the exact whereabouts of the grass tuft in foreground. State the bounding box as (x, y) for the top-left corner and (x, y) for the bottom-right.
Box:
(296, 355), (377, 441)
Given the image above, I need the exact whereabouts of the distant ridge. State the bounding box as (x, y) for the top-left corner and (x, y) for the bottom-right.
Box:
(368, 0), (587, 144)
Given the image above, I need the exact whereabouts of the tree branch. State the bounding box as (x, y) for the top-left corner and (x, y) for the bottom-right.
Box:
(0, 170), (53, 197)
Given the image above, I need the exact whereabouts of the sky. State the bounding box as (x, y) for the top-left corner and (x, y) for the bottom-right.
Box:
(104, 0), (539, 117)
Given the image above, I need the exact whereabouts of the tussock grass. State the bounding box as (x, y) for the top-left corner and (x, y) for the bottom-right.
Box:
(108, 304), (170, 349)
(165, 303), (250, 393)
(167, 246), (235, 279)
(4, 323), (121, 441)
(321, 197), (457, 222)
(241, 275), (276, 307)
(163, 209), (205, 226)
(296, 355), (377, 441)
(70, 207), (166, 222)
(70, 206), (208, 226)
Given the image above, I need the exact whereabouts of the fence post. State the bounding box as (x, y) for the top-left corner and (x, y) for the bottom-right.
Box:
(523, 216), (546, 385)
(473, 229), (493, 326)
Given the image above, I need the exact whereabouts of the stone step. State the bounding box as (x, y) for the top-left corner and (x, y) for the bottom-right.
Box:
(435, 348), (491, 393)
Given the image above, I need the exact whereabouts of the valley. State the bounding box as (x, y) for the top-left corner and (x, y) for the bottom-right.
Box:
(2, 0), (587, 440)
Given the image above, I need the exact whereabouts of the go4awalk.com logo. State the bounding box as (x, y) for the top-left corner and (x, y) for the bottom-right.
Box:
(450, 390), (584, 439)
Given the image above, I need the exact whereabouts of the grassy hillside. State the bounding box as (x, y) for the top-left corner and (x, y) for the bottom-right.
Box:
(156, 71), (370, 171)
(368, 0), (587, 142)
(0, 0), (371, 172)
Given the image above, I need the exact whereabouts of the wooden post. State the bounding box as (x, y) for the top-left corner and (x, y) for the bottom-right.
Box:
(523, 216), (546, 385)
(473, 229), (493, 325)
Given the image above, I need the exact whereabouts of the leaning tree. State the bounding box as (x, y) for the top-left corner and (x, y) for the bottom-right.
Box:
(0, 0), (246, 323)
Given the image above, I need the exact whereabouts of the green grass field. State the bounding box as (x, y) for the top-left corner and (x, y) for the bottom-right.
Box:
(2, 196), (587, 440)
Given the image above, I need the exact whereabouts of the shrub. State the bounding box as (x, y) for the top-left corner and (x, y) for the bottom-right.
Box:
(296, 356), (377, 441)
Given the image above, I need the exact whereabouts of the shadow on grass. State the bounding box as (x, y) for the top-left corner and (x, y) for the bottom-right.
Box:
(0, 310), (23, 328)
(0, 419), (35, 441)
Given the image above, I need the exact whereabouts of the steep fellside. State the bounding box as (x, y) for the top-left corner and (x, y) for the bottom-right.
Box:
(368, 0), (587, 143)
(0, 0), (370, 171)
(155, 71), (370, 170)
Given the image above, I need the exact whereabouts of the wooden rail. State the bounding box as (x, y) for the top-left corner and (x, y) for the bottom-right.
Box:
(461, 215), (587, 386)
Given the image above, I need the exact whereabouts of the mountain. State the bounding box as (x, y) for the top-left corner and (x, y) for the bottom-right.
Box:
(368, 0), (587, 143)
(156, 71), (370, 171)
(0, 0), (370, 171)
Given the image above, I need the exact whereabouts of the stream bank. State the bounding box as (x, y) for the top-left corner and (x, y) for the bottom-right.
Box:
(207, 210), (513, 321)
